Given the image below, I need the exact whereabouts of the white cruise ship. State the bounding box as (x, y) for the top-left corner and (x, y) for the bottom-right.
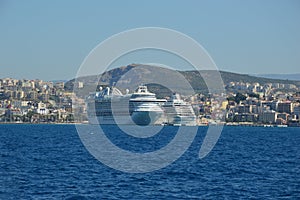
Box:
(86, 86), (131, 125)
(162, 93), (197, 126)
(129, 85), (166, 125)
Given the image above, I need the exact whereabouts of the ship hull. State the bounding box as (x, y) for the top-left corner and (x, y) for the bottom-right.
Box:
(88, 115), (132, 125)
(171, 115), (197, 126)
(88, 113), (164, 125)
(131, 111), (164, 126)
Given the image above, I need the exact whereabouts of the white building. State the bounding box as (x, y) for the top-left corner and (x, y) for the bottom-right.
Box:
(36, 102), (49, 115)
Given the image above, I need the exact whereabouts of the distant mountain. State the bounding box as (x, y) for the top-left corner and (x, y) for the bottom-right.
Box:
(253, 73), (300, 81)
(66, 64), (300, 97)
(51, 80), (67, 83)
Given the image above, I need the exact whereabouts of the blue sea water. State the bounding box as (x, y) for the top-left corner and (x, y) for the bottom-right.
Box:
(0, 125), (299, 199)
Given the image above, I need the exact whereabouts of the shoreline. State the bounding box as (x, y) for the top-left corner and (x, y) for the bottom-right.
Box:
(0, 122), (298, 127)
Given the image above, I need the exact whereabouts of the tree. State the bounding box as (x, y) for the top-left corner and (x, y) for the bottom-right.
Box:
(248, 93), (260, 99)
(227, 96), (235, 102)
(66, 113), (74, 123)
(26, 110), (36, 122)
(234, 93), (247, 104)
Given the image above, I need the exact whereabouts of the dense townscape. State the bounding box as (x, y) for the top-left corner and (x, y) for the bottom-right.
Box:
(1, 77), (299, 126)
(0, 78), (83, 123)
(194, 81), (300, 126)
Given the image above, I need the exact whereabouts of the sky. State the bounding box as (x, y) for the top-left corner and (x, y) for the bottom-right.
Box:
(0, 0), (299, 81)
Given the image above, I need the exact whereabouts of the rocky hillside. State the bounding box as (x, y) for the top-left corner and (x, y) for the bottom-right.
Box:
(66, 64), (300, 97)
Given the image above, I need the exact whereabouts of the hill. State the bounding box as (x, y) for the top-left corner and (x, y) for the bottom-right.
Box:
(66, 64), (300, 97)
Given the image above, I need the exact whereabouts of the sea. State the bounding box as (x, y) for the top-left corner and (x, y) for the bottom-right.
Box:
(1, 124), (299, 199)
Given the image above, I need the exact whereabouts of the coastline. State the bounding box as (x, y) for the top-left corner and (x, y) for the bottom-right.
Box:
(0, 121), (298, 127)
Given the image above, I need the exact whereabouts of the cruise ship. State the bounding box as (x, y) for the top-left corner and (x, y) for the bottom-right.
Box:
(87, 85), (166, 125)
(162, 93), (197, 126)
(129, 85), (166, 125)
(86, 86), (131, 125)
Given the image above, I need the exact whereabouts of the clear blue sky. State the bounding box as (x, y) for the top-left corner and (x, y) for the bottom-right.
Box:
(0, 0), (299, 80)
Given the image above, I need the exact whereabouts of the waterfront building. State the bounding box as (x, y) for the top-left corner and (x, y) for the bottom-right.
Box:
(259, 110), (277, 124)
(277, 101), (294, 114)
(294, 106), (300, 119)
(234, 113), (257, 122)
(237, 105), (252, 114)
(277, 113), (289, 121)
